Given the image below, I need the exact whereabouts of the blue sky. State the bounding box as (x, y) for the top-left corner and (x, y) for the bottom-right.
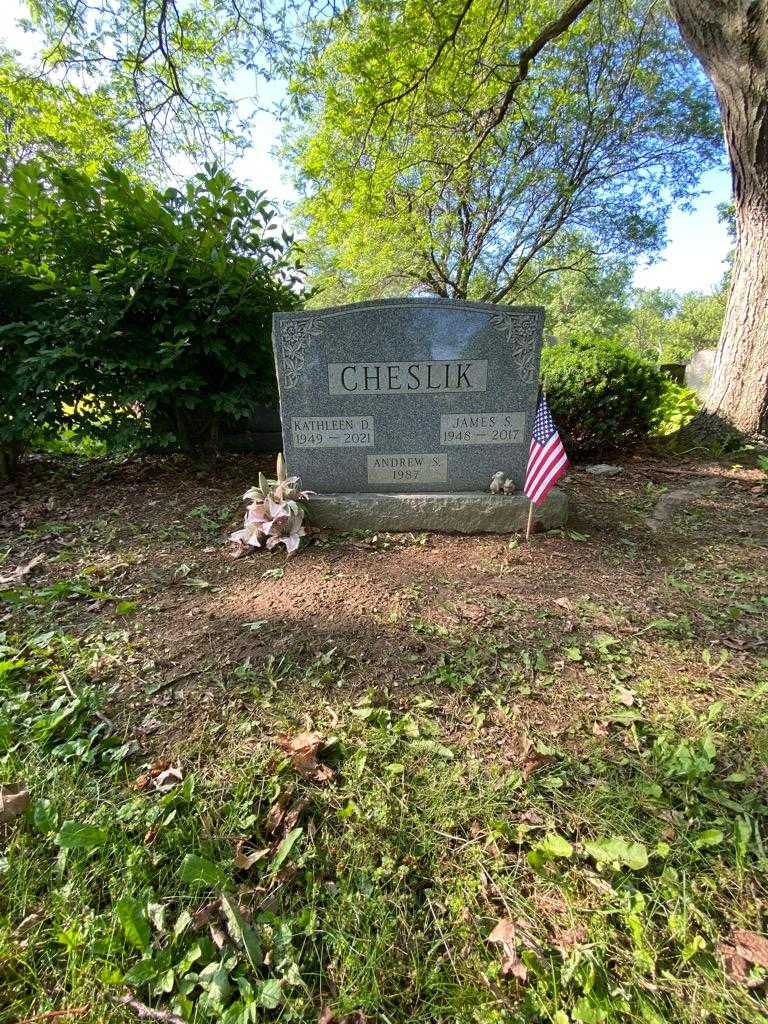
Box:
(633, 168), (732, 292)
(3, 2), (733, 295)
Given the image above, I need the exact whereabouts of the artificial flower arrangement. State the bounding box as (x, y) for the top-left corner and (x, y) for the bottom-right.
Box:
(230, 454), (313, 556)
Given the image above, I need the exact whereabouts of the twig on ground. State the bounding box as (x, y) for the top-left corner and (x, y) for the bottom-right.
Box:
(95, 710), (114, 734)
(0, 551), (46, 587)
(60, 672), (78, 699)
(16, 1006), (90, 1024)
(143, 668), (200, 695)
(112, 993), (186, 1024)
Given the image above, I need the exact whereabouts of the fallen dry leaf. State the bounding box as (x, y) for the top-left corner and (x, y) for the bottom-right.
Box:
(192, 900), (220, 931)
(317, 1011), (365, 1024)
(717, 929), (768, 986)
(0, 783), (30, 824)
(265, 794), (307, 839)
(0, 552), (45, 587)
(265, 799), (287, 836)
(488, 918), (528, 981)
(732, 929), (768, 968)
(132, 760), (170, 790)
(132, 761), (182, 793)
(209, 921), (228, 949)
(276, 732), (334, 783)
(717, 941), (750, 984)
(521, 752), (548, 781)
(14, 909), (45, 938)
(556, 925), (588, 951)
(457, 602), (486, 622)
(152, 766), (183, 793)
(282, 798), (308, 833)
(234, 840), (271, 870)
(519, 809), (545, 825)
(532, 892), (567, 915)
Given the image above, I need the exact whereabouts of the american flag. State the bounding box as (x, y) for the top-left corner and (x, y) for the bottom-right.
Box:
(524, 395), (569, 505)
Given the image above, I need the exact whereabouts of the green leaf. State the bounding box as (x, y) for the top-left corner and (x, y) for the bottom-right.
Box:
(540, 833), (573, 858)
(55, 820), (107, 850)
(32, 798), (57, 833)
(123, 958), (161, 985)
(584, 836), (648, 870)
(173, 909), (193, 940)
(155, 968), (175, 994)
(116, 896), (151, 951)
(527, 848), (548, 871)
(179, 853), (228, 889)
(200, 963), (230, 1007)
(256, 978), (283, 1009)
(270, 827), (303, 873)
(219, 893), (262, 966)
(693, 828), (724, 849)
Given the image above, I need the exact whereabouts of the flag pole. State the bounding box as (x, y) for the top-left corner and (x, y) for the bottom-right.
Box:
(525, 499), (535, 541)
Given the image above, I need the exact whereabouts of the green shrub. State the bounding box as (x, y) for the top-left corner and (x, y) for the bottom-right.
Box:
(650, 381), (701, 436)
(0, 161), (302, 476)
(540, 338), (666, 453)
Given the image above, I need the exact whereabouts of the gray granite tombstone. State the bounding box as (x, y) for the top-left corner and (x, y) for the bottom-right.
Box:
(685, 348), (716, 398)
(273, 299), (545, 494)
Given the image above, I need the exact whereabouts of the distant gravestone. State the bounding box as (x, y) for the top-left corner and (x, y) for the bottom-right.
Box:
(685, 348), (717, 398)
(273, 299), (545, 494)
(659, 363), (686, 385)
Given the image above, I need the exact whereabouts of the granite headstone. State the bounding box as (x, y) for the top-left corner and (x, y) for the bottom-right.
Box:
(272, 299), (545, 494)
(685, 348), (716, 398)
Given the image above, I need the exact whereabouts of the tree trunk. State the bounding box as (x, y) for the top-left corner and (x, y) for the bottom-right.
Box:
(671, 1), (768, 435)
(0, 441), (24, 483)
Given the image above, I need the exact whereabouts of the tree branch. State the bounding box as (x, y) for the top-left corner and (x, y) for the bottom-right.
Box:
(453, 0), (595, 172)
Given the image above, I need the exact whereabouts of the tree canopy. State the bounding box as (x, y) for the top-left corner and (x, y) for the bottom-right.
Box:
(0, 49), (148, 179)
(18, 0), (334, 164)
(285, 0), (721, 303)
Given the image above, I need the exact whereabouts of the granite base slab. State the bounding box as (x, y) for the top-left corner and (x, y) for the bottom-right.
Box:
(306, 488), (568, 535)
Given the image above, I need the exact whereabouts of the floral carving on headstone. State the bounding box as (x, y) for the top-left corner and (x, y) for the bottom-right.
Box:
(489, 310), (543, 383)
(280, 317), (324, 390)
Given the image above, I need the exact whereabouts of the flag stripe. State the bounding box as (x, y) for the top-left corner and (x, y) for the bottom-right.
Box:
(534, 456), (568, 503)
(529, 453), (568, 504)
(524, 434), (562, 494)
(528, 446), (565, 501)
(525, 440), (556, 488)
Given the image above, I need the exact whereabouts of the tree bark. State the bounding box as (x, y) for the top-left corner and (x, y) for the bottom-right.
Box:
(670, 1), (768, 435)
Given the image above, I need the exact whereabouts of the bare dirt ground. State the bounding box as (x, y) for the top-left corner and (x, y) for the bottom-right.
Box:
(2, 449), (766, 752)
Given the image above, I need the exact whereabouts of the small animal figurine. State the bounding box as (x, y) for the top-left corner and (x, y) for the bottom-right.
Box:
(490, 471), (505, 494)
(502, 478), (515, 494)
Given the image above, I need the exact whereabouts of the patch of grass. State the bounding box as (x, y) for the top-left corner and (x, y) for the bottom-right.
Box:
(2, 620), (767, 1024)
(187, 504), (237, 537)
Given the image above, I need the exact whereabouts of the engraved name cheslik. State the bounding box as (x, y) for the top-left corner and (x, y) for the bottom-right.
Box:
(329, 360), (486, 394)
